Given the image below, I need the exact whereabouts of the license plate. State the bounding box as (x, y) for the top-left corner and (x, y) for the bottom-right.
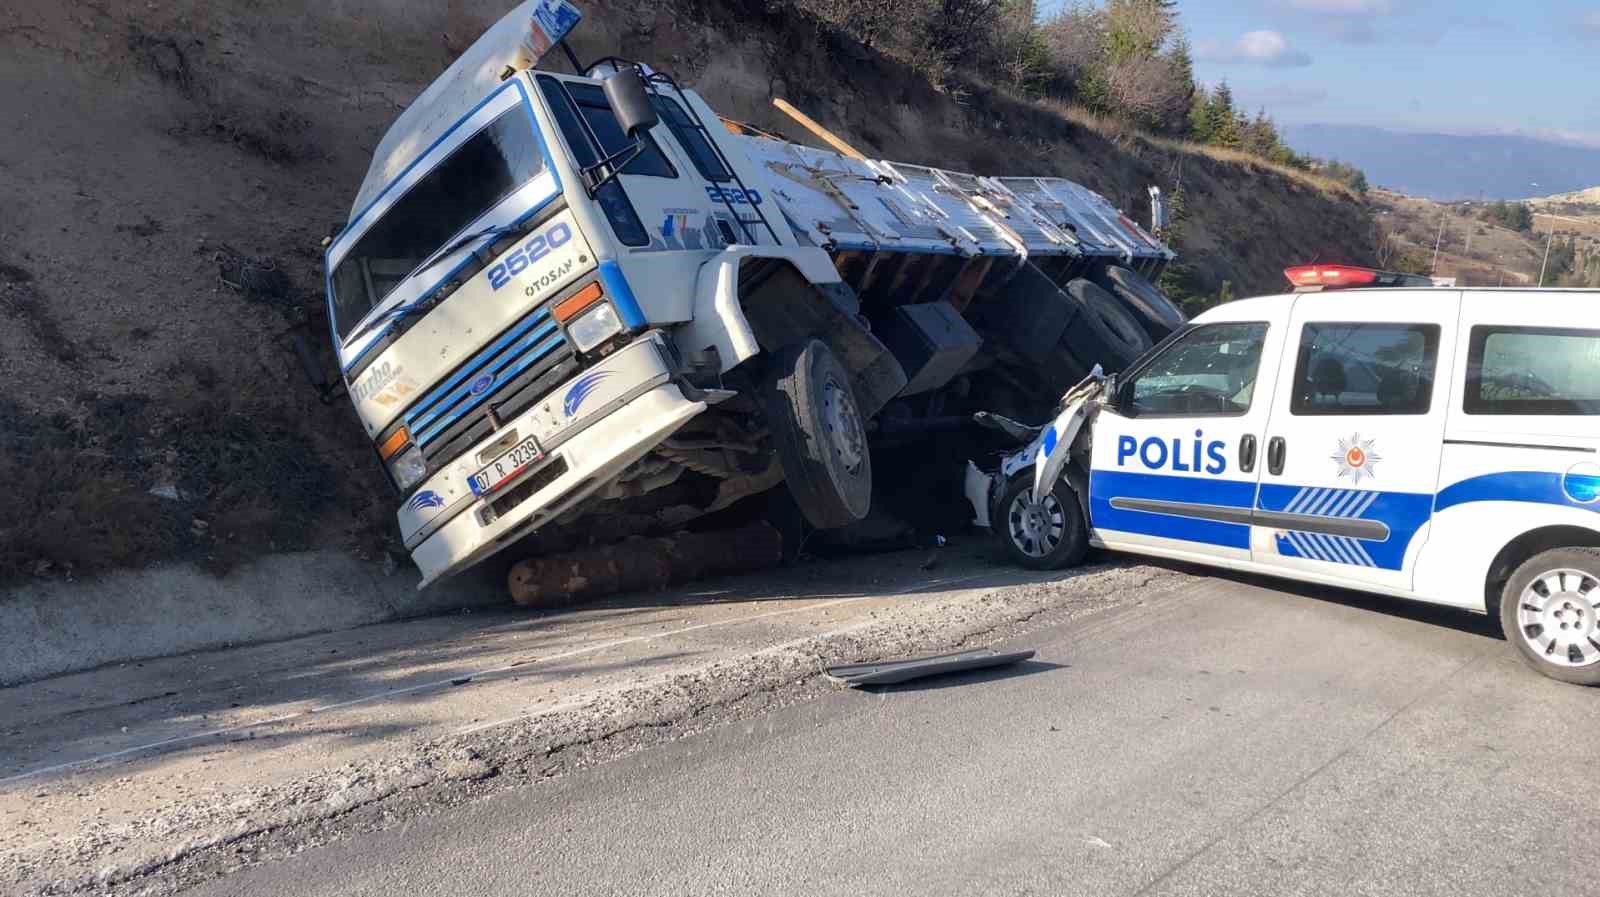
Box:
(468, 436), (544, 497)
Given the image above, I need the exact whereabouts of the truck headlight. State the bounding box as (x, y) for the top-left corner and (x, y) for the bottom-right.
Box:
(567, 301), (623, 353)
(388, 444), (428, 492)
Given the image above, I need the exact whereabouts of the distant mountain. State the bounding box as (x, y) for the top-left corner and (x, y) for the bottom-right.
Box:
(1531, 186), (1600, 207)
(1280, 124), (1600, 201)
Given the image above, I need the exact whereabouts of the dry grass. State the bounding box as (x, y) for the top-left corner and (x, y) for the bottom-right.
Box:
(1022, 97), (1356, 199)
(1157, 140), (1357, 198)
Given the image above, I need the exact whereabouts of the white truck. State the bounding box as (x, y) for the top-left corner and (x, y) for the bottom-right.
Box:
(323, 0), (1182, 586)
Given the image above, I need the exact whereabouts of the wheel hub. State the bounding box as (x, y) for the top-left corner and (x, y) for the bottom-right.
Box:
(821, 378), (864, 475)
(1517, 568), (1600, 667)
(1007, 492), (1064, 558)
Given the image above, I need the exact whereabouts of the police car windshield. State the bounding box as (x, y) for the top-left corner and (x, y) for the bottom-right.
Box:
(330, 109), (546, 341)
(1129, 322), (1268, 416)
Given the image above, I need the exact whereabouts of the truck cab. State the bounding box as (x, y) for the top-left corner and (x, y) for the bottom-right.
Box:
(328, 68), (697, 586)
(978, 271), (1600, 684)
(325, 6), (910, 586)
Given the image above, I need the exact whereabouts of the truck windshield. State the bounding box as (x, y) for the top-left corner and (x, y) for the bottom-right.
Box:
(330, 108), (546, 340)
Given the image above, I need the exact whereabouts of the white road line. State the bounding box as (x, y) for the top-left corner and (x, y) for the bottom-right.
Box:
(0, 571), (1001, 786)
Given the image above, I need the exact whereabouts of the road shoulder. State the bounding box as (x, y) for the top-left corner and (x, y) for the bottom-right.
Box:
(1, 548), (1189, 896)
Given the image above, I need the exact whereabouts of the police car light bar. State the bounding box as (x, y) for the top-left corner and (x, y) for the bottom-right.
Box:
(1284, 265), (1436, 291)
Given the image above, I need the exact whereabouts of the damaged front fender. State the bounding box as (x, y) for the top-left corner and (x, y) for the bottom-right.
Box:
(964, 367), (1107, 530)
(1031, 368), (1106, 504)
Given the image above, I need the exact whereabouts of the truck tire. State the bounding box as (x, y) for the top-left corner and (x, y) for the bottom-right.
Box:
(1499, 547), (1600, 686)
(1039, 340), (1093, 397)
(1096, 265), (1186, 339)
(1063, 277), (1153, 374)
(764, 339), (872, 530)
(996, 474), (1087, 570)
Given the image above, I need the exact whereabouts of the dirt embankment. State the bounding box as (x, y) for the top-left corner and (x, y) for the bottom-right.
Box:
(0, 0), (1377, 583)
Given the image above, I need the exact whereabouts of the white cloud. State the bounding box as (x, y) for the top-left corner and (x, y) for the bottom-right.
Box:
(1196, 30), (1313, 67)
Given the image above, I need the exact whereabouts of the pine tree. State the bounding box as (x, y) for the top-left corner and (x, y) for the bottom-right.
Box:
(1240, 108), (1271, 157)
(1207, 81), (1240, 148)
(1168, 36), (1194, 90)
(1188, 84), (1212, 143)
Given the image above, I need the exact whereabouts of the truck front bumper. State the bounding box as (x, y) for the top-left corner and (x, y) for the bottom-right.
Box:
(402, 333), (707, 587)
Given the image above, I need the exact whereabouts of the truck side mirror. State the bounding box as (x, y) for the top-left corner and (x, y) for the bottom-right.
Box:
(603, 68), (658, 138)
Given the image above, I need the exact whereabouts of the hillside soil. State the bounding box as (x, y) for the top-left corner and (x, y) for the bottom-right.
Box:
(1, 0), (1378, 584)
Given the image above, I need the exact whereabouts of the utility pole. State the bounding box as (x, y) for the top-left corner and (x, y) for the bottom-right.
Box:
(1431, 212), (1447, 274)
(1535, 212), (1586, 287)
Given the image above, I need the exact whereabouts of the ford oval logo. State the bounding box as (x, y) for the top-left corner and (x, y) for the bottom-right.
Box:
(469, 374), (495, 396)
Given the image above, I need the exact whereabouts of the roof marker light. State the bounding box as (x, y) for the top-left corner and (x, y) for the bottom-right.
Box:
(1283, 265), (1438, 291)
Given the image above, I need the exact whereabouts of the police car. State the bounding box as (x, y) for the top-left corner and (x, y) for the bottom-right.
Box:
(970, 266), (1600, 685)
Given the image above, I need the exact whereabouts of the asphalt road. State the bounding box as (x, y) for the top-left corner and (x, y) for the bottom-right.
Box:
(188, 570), (1593, 897)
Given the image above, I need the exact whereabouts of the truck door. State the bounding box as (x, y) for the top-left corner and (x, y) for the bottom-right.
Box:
(1252, 290), (1459, 591)
(1088, 301), (1291, 565)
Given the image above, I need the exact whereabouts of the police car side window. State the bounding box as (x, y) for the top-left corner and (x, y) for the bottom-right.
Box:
(1126, 322), (1268, 418)
(1465, 326), (1600, 415)
(1290, 323), (1440, 416)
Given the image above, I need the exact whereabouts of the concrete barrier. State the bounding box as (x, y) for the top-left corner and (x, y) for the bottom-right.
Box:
(0, 551), (508, 686)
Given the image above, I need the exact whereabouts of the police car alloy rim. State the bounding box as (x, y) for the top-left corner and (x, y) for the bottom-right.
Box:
(822, 376), (865, 475)
(1517, 567), (1600, 667)
(1008, 492), (1065, 558)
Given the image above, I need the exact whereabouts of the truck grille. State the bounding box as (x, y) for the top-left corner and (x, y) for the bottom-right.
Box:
(402, 307), (578, 468)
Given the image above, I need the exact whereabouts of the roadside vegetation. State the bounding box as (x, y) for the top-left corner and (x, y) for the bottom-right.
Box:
(792, 0), (1371, 313)
(795, 0), (1369, 191)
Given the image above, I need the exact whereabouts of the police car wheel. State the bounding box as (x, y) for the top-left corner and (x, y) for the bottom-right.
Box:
(1500, 548), (1600, 686)
(765, 339), (872, 530)
(998, 475), (1086, 570)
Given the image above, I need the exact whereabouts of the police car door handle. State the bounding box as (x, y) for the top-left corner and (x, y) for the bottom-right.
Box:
(1267, 436), (1287, 476)
(1240, 434), (1258, 473)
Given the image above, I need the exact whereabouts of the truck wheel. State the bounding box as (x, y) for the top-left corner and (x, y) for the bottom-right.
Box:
(765, 339), (871, 530)
(1096, 265), (1186, 339)
(1499, 548), (1600, 686)
(997, 474), (1086, 570)
(1063, 278), (1153, 373)
(1039, 340), (1093, 398)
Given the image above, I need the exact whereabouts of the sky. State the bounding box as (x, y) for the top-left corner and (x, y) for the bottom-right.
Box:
(1041, 1), (1600, 145)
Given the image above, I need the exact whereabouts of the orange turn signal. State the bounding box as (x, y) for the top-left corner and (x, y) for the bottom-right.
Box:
(553, 282), (604, 323)
(378, 427), (411, 460)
